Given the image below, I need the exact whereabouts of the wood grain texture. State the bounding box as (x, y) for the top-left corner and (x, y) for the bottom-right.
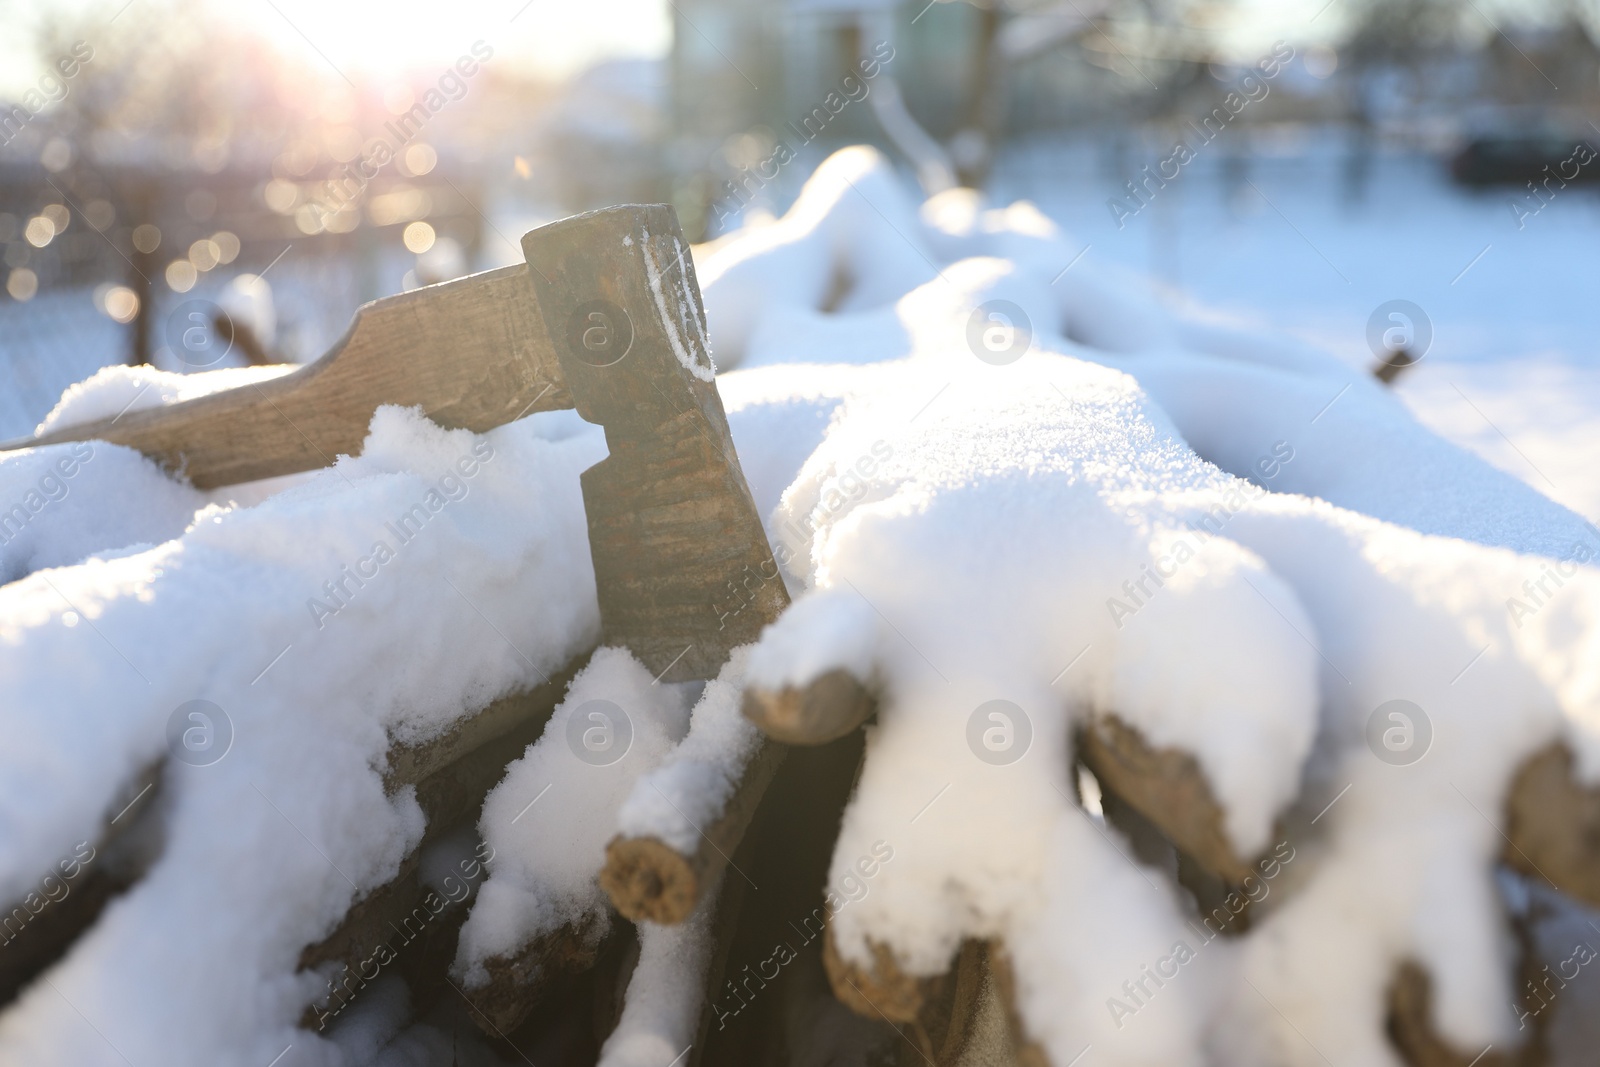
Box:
(742, 670), (875, 745)
(521, 205), (789, 683)
(6, 264), (570, 488)
(599, 736), (785, 925)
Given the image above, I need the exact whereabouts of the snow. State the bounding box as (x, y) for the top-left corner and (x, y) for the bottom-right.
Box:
(596, 884), (719, 1067)
(452, 647), (694, 985)
(2, 140), (1599, 1066)
(0, 440), (203, 585)
(698, 146), (1600, 1066)
(0, 404), (600, 1066)
(38, 362), (295, 436)
(641, 230), (716, 382)
(613, 649), (760, 855)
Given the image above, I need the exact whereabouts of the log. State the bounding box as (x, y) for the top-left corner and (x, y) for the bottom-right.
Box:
(299, 661), (582, 1028)
(1076, 714), (1255, 885)
(742, 683), (1254, 885)
(823, 930), (1040, 1066)
(454, 911), (612, 1037)
(1386, 960), (1533, 1067)
(987, 942), (1054, 1067)
(741, 670), (875, 745)
(0, 761), (164, 1008)
(1503, 742), (1600, 910)
(599, 738), (786, 926)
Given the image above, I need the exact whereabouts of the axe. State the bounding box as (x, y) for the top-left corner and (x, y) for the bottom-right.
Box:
(0, 206), (788, 683)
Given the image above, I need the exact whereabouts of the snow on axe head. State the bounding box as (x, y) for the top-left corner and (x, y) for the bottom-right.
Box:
(521, 205), (788, 682)
(2, 205), (787, 681)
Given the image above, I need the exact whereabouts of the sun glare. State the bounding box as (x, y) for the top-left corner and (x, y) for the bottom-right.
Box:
(239, 0), (669, 82)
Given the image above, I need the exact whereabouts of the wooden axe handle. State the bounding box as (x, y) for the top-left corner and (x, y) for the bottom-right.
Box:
(4, 264), (570, 489)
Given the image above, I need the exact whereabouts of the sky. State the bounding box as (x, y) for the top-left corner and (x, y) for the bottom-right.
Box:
(0, 0), (672, 96)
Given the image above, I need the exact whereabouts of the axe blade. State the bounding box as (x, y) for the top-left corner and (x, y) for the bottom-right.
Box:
(521, 205), (788, 683)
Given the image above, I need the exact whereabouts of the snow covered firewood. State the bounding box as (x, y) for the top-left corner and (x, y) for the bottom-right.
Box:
(0, 762), (161, 1008)
(0, 401), (601, 1065)
(596, 876), (723, 1067)
(1076, 714), (1255, 885)
(741, 668), (876, 745)
(298, 660), (584, 1028)
(602, 649), (782, 923)
(10, 144), (1600, 1067)
(599, 739), (779, 923)
(451, 648), (696, 1032)
(699, 147), (1600, 1066)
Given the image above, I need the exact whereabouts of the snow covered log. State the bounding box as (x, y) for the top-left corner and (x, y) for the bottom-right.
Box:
(1076, 715), (1255, 885)
(822, 932), (1046, 1066)
(0, 762), (161, 1008)
(298, 662), (583, 1028)
(741, 669), (876, 745)
(600, 736), (784, 925)
(597, 649), (777, 930)
(10, 146), (1600, 1065)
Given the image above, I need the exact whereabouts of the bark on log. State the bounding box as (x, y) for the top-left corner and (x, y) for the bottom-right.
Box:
(456, 911), (612, 1037)
(600, 737), (786, 925)
(741, 670), (875, 745)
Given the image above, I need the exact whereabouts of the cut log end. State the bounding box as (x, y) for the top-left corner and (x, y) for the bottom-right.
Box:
(600, 739), (786, 928)
(1077, 714), (1254, 885)
(822, 927), (933, 1024)
(600, 834), (703, 926)
(741, 670), (875, 745)
(1504, 741), (1600, 910)
(824, 927), (1048, 1066)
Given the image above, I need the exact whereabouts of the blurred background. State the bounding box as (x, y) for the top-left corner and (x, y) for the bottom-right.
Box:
(0, 0), (1597, 491)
